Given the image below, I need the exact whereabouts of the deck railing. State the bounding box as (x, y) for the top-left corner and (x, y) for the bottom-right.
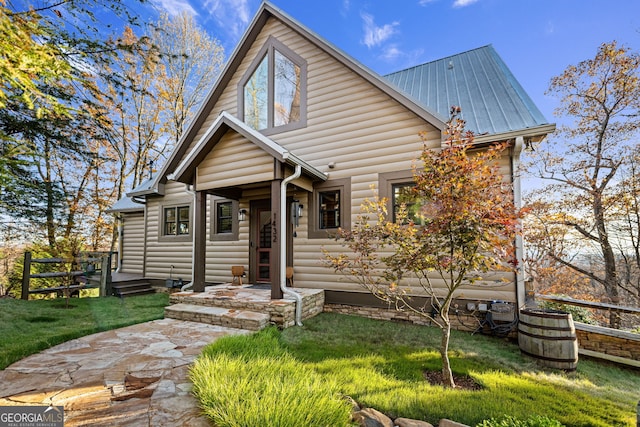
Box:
(535, 293), (640, 329)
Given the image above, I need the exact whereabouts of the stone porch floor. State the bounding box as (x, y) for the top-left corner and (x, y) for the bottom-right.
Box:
(167, 284), (325, 328)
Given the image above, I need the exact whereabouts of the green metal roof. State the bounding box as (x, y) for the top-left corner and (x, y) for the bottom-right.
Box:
(384, 45), (549, 135)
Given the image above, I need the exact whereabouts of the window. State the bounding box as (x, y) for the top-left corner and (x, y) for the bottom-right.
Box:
(244, 56), (268, 130)
(212, 198), (239, 241)
(380, 171), (426, 225)
(216, 201), (233, 234)
(239, 36), (307, 134)
(319, 190), (340, 229)
(309, 178), (351, 239)
(164, 205), (190, 236)
(392, 183), (424, 224)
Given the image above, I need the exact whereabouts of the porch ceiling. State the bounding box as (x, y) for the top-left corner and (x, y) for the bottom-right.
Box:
(168, 112), (327, 186)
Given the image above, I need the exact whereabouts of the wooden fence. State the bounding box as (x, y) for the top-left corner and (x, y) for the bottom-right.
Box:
(535, 293), (640, 367)
(535, 294), (640, 328)
(21, 251), (115, 300)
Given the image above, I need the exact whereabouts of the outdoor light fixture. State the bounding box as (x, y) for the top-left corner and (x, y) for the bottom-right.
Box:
(238, 209), (247, 222)
(291, 200), (303, 227)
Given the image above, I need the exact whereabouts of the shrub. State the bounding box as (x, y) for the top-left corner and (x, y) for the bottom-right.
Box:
(538, 299), (595, 324)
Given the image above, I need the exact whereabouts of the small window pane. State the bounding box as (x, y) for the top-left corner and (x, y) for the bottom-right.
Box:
(178, 222), (189, 235)
(177, 206), (190, 235)
(165, 222), (176, 236)
(393, 183), (424, 225)
(319, 190), (340, 229)
(274, 50), (301, 127)
(164, 207), (176, 235)
(178, 206), (190, 221)
(217, 202), (233, 234)
(244, 55), (268, 130)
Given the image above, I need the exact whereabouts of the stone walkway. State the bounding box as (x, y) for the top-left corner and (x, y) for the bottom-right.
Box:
(0, 318), (250, 426)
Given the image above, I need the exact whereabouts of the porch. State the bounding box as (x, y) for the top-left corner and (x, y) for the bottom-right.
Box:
(166, 284), (325, 330)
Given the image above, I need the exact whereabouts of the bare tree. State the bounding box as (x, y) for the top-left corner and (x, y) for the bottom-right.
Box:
(525, 42), (640, 323)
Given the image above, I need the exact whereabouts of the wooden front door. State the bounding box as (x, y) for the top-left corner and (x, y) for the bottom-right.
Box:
(250, 200), (273, 284)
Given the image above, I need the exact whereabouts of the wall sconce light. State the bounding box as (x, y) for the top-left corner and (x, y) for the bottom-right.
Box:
(238, 209), (247, 222)
(291, 200), (303, 227)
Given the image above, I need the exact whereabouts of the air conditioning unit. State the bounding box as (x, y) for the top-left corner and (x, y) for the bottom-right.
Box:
(490, 301), (515, 322)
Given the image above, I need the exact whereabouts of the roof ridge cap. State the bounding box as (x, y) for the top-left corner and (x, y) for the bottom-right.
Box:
(384, 44), (494, 76)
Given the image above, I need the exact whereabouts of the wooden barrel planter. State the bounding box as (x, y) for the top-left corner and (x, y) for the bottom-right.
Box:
(518, 308), (579, 370)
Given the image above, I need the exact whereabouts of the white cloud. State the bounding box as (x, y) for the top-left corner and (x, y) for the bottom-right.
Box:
(418, 0), (437, 5)
(153, 0), (198, 16)
(361, 12), (399, 49)
(452, 0), (479, 7)
(203, 0), (251, 39)
(341, 0), (351, 16)
(381, 45), (403, 61)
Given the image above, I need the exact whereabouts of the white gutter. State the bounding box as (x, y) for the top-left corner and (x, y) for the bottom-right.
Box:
(281, 164), (304, 326)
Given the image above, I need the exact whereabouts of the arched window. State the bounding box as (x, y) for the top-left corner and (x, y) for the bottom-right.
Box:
(238, 36), (307, 134)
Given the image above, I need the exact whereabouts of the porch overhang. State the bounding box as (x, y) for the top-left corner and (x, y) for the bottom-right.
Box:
(168, 111), (327, 187)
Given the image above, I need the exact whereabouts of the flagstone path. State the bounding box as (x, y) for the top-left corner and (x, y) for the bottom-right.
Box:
(0, 318), (250, 426)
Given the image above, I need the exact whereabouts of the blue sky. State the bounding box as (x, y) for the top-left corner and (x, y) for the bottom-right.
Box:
(142, 0), (640, 126)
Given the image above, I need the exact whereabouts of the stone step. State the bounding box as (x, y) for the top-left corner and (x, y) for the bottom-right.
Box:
(164, 303), (270, 331)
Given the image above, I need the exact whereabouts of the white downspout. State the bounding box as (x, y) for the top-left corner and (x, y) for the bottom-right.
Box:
(513, 137), (525, 309)
(182, 184), (196, 292)
(281, 164), (304, 326)
(115, 215), (123, 273)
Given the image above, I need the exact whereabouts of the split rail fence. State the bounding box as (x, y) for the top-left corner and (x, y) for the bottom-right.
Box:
(21, 251), (116, 300)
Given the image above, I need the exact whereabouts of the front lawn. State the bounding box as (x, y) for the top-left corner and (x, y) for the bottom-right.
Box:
(191, 313), (640, 427)
(0, 293), (169, 369)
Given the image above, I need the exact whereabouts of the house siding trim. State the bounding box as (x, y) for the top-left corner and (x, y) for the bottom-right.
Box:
(170, 111), (326, 186)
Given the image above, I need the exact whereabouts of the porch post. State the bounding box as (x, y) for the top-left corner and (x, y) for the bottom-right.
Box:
(270, 179), (283, 299)
(193, 190), (206, 292)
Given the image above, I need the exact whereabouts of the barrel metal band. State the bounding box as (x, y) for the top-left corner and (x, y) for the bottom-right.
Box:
(520, 348), (578, 365)
(518, 327), (577, 341)
(518, 319), (574, 332)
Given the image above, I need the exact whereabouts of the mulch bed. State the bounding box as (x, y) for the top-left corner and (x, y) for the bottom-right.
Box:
(423, 370), (483, 390)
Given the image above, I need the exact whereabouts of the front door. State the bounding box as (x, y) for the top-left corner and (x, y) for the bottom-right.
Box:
(249, 198), (295, 285)
(255, 205), (272, 283)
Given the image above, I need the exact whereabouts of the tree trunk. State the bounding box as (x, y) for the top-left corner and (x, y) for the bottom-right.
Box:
(42, 140), (56, 248)
(439, 310), (455, 388)
(593, 190), (621, 327)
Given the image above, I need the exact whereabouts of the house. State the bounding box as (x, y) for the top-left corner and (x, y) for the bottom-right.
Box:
(109, 1), (554, 315)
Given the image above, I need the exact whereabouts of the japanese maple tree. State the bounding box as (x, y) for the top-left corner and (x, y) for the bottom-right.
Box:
(325, 107), (520, 387)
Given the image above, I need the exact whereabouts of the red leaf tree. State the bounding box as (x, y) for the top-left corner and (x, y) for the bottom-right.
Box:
(324, 108), (520, 387)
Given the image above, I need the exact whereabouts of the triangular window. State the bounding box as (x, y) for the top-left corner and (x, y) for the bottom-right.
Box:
(239, 37), (307, 134)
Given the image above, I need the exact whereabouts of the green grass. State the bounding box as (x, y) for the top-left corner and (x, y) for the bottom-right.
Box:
(0, 293), (169, 369)
(193, 313), (640, 427)
(190, 328), (353, 427)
